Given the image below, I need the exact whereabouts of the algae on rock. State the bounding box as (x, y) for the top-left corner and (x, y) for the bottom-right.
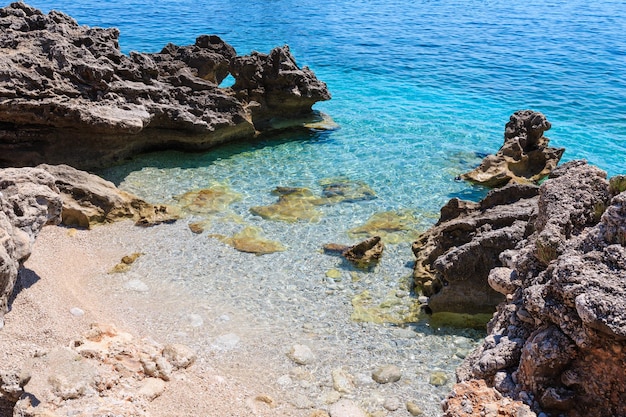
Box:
(210, 226), (286, 255)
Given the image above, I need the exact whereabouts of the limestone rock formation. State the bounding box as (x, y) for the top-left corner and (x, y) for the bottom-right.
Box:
(412, 183), (539, 314)
(442, 379), (535, 417)
(0, 2), (330, 169)
(38, 164), (180, 228)
(460, 110), (565, 187)
(0, 167), (62, 326)
(455, 161), (626, 417)
(10, 323), (196, 416)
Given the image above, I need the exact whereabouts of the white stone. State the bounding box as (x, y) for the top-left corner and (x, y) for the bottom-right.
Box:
(288, 344), (316, 365)
(187, 314), (203, 327)
(69, 307), (84, 317)
(329, 399), (367, 417)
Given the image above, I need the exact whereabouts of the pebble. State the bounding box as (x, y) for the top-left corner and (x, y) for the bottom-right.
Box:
(329, 399), (367, 417)
(326, 269), (342, 280)
(406, 401), (424, 416)
(288, 344), (316, 365)
(429, 371), (448, 386)
(163, 344), (196, 369)
(277, 375), (293, 387)
(187, 314), (203, 327)
(331, 368), (355, 394)
(321, 390), (342, 405)
(69, 307), (85, 317)
(124, 279), (149, 292)
(138, 377), (166, 400)
(212, 333), (240, 351)
(371, 364), (402, 384)
(383, 397), (401, 411)
(418, 296), (429, 304)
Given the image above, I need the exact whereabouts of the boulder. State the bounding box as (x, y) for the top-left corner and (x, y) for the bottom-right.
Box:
(460, 110), (564, 187)
(412, 183), (539, 314)
(0, 3), (330, 169)
(0, 167), (62, 326)
(342, 236), (384, 269)
(455, 161), (626, 417)
(37, 164), (179, 228)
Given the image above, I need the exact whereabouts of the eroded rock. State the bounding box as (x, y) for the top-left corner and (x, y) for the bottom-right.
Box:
(412, 183), (538, 314)
(37, 164), (179, 228)
(455, 161), (626, 417)
(0, 3), (330, 169)
(0, 167), (62, 324)
(460, 110), (564, 187)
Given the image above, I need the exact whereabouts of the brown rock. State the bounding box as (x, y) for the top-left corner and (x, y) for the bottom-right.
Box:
(442, 379), (535, 417)
(412, 183), (538, 314)
(37, 164), (179, 228)
(342, 236), (384, 269)
(460, 110), (564, 187)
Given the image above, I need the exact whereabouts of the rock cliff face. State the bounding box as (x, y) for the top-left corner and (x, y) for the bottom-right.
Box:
(412, 183), (539, 314)
(452, 161), (626, 417)
(0, 2), (330, 169)
(460, 110), (564, 187)
(0, 168), (62, 327)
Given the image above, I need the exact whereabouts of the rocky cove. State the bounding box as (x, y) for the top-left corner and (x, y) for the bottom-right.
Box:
(1, 3), (626, 417)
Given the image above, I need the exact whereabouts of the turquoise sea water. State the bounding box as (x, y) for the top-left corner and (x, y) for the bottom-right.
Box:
(19, 0), (626, 274)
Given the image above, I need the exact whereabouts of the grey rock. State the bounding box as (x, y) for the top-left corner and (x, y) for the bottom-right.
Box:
(0, 167), (62, 323)
(0, 3), (330, 169)
(288, 343), (316, 365)
(371, 364), (402, 384)
(329, 399), (367, 417)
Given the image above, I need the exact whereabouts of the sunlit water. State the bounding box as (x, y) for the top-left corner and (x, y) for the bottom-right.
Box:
(15, 0), (626, 414)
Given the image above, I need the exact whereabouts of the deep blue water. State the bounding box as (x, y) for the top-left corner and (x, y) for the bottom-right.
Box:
(13, 0), (626, 225)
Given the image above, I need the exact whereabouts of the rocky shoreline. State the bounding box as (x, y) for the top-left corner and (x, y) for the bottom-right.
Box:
(1, 3), (626, 417)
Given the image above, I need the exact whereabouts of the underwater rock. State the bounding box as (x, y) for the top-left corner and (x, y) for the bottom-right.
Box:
(38, 164), (179, 228)
(0, 167), (62, 325)
(459, 110), (564, 187)
(250, 187), (322, 222)
(341, 236), (384, 269)
(348, 210), (424, 244)
(0, 3), (330, 169)
(319, 178), (377, 204)
(176, 185), (242, 215)
(210, 226), (286, 255)
(412, 182), (538, 314)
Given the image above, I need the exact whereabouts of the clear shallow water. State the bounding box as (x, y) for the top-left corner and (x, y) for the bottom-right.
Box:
(13, 0), (626, 413)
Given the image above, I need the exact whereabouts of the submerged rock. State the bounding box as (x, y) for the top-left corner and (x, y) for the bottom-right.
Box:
(460, 110), (564, 187)
(319, 178), (377, 204)
(341, 236), (384, 269)
(0, 167), (62, 325)
(176, 185), (242, 214)
(210, 226), (286, 255)
(0, 3), (330, 169)
(348, 210), (424, 244)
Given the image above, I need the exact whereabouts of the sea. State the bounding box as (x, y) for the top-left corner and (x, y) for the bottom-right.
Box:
(14, 0), (626, 415)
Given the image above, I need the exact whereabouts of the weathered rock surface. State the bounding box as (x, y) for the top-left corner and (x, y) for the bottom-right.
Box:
(460, 110), (564, 187)
(9, 323), (195, 416)
(323, 236), (385, 269)
(412, 183), (539, 314)
(38, 164), (180, 228)
(442, 379), (535, 417)
(0, 2), (330, 169)
(0, 167), (61, 325)
(455, 161), (626, 417)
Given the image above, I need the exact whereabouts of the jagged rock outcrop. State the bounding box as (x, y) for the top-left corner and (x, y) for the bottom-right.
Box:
(0, 2), (330, 169)
(37, 164), (180, 228)
(442, 379), (535, 417)
(0, 168), (62, 326)
(454, 161), (626, 417)
(412, 183), (539, 314)
(460, 110), (565, 187)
